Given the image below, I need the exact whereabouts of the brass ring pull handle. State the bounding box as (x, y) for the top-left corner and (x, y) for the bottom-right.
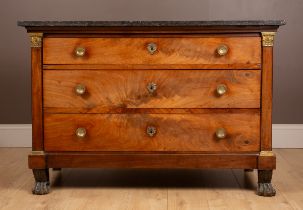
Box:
(146, 126), (157, 137)
(216, 128), (227, 139)
(75, 47), (86, 57)
(147, 43), (157, 54)
(216, 44), (228, 56)
(216, 84), (227, 96)
(147, 82), (157, 94)
(76, 127), (86, 138)
(75, 84), (86, 95)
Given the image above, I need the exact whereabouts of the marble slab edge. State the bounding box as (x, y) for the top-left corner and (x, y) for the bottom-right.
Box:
(17, 20), (286, 27)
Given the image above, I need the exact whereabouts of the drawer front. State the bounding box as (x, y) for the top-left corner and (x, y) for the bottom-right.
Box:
(43, 70), (260, 112)
(43, 37), (261, 68)
(44, 111), (260, 152)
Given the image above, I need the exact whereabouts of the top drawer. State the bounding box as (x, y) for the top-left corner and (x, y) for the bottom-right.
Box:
(43, 37), (261, 69)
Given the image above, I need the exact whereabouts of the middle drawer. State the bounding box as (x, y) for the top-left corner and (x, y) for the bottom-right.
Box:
(43, 70), (260, 112)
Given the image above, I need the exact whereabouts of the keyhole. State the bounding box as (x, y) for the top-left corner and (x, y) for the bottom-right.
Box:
(147, 126), (157, 137)
(147, 83), (157, 94)
(147, 43), (157, 54)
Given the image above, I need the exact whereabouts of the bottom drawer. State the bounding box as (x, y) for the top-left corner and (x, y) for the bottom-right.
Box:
(44, 111), (260, 152)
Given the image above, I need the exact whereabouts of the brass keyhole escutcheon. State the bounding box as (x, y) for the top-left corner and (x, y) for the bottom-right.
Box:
(147, 126), (157, 137)
(147, 82), (157, 94)
(147, 43), (157, 54)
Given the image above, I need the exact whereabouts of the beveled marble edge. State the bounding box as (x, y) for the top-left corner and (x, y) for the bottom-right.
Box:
(17, 20), (286, 27)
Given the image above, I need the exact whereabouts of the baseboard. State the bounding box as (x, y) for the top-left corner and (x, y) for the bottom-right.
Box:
(272, 124), (303, 148)
(0, 124), (32, 147)
(0, 124), (302, 148)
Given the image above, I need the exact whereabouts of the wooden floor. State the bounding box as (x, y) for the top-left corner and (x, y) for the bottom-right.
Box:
(0, 148), (302, 210)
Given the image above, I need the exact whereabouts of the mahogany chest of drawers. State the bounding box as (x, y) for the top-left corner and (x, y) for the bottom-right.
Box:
(18, 20), (284, 196)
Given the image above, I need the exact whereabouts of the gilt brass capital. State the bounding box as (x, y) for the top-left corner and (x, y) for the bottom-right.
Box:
(261, 32), (276, 47)
(28, 33), (43, 48)
(259, 151), (275, 156)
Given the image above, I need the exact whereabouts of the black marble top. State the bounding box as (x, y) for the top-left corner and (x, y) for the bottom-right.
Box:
(18, 20), (286, 27)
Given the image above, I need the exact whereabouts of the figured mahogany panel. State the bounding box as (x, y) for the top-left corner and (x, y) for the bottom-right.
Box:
(44, 110), (260, 152)
(43, 37), (261, 68)
(43, 70), (260, 112)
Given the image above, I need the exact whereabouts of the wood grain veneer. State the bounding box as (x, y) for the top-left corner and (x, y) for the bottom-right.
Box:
(43, 70), (261, 112)
(43, 37), (261, 68)
(44, 111), (260, 152)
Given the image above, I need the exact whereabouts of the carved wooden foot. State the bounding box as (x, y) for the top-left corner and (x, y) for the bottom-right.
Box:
(257, 170), (276, 196)
(32, 169), (50, 195)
